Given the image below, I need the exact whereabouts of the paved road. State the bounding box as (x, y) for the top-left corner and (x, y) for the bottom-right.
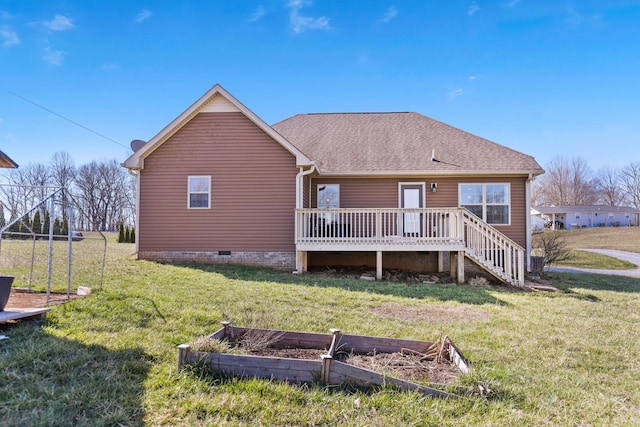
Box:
(546, 249), (640, 278)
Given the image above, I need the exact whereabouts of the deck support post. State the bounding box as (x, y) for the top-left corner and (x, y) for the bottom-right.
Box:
(376, 251), (383, 280)
(296, 250), (308, 273)
(456, 250), (465, 284)
(437, 251), (444, 272)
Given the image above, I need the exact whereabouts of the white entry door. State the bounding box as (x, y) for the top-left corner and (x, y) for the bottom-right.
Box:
(400, 184), (424, 235)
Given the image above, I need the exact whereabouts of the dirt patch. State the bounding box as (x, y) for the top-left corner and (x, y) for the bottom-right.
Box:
(5, 289), (83, 309)
(371, 302), (491, 324)
(308, 266), (453, 283)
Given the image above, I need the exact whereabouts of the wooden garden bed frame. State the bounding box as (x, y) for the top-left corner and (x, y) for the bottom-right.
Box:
(177, 322), (469, 398)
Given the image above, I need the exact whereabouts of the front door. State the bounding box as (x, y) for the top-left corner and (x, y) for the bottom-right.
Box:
(400, 184), (424, 235)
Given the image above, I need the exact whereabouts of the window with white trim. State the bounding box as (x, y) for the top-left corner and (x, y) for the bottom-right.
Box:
(188, 176), (211, 209)
(459, 183), (510, 225)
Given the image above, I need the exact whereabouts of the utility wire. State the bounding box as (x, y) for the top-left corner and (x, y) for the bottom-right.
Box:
(5, 89), (129, 149)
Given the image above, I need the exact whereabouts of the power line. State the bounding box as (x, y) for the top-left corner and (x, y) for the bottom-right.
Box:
(5, 89), (129, 149)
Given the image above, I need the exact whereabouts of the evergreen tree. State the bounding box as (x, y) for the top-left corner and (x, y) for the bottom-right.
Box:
(62, 218), (69, 236)
(53, 218), (61, 236)
(0, 208), (5, 230)
(130, 227), (135, 244)
(32, 210), (42, 236)
(118, 221), (125, 243)
(43, 211), (51, 235)
(124, 226), (130, 244)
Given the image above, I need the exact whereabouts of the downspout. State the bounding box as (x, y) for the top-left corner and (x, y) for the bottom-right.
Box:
(295, 164), (316, 209)
(127, 167), (141, 254)
(295, 164), (316, 274)
(525, 173), (533, 273)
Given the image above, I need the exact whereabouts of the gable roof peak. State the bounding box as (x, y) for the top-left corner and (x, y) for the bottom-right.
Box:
(123, 84), (312, 169)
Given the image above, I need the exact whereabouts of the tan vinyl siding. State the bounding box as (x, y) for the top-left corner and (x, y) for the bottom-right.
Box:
(311, 176), (528, 247)
(139, 112), (298, 252)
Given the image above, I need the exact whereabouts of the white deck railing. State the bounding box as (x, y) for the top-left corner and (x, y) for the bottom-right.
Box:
(295, 207), (525, 287)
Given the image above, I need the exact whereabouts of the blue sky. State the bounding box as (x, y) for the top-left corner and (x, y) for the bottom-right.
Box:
(1, 0), (639, 172)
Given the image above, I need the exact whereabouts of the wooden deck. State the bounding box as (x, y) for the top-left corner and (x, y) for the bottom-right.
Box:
(295, 207), (526, 287)
(0, 307), (51, 323)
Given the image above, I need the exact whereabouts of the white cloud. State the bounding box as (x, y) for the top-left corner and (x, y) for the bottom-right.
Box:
(0, 26), (19, 46)
(249, 5), (266, 22)
(100, 63), (118, 71)
(380, 6), (398, 23)
(1, 10), (12, 20)
(42, 14), (74, 31)
(43, 47), (65, 66)
(287, 0), (330, 33)
(134, 9), (152, 24)
(468, 2), (480, 16)
(448, 88), (465, 100)
(565, 6), (601, 27)
(0, 117), (3, 126)
(505, 0), (521, 7)
(468, 75), (477, 81)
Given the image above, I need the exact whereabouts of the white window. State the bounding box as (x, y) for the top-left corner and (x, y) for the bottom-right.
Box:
(188, 176), (211, 209)
(459, 183), (510, 225)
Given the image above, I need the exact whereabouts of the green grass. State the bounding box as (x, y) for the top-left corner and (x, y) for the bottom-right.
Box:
(539, 227), (640, 270)
(1, 235), (640, 425)
(559, 250), (637, 270)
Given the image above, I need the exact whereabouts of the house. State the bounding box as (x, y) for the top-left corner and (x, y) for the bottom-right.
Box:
(533, 205), (640, 230)
(530, 208), (547, 231)
(0, 150), (18, 168)
(123, 84), (544, 287)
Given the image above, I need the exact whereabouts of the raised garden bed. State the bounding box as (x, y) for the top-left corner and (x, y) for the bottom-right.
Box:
(178, 322), (469, 398)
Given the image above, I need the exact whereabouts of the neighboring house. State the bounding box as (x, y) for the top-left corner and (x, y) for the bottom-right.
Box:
(0, 150), (18, 168)
(123, 84), (544, 287)
(533, 205), (640, 230)
(530, 208), (547, 231)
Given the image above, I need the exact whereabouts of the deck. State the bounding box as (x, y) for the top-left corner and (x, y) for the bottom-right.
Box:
(0, 307), (51, 323)
(295, 207), (526, 287)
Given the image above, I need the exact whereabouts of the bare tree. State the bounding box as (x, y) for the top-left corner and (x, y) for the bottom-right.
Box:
(0, 163), (50, 220)
(532, 231), (572, 271)
(620, 162), (640, 209)
(536, 156), (597, 206)
(595, 166), (626, 207)
(49, 151), (77, 222)
(74, 159), (133, 231)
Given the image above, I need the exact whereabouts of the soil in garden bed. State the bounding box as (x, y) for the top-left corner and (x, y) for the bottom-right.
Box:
(247, 346), (460, 386)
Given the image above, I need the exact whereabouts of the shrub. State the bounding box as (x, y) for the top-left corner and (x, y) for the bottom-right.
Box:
(532, 231), (571, 270)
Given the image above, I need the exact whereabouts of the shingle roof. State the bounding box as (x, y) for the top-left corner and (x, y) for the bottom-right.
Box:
(0, 150), (18, 168)
(272, 112), (543, 175)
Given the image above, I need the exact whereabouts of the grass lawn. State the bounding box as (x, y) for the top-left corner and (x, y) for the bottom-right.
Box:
(537, 227), (640, 270)
(1, 233), (639, 426)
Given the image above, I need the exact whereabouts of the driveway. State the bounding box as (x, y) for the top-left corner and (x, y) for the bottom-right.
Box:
(546, 249), (640, 278)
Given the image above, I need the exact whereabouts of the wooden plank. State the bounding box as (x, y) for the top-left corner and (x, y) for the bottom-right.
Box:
(212, 325), (436, 354)
(338, 334), (434, 354)
(191, 352), (321, 383)
(0, 307), (51, 323)
(329, 361), (454, 398)
(220, 327), (333, 349)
